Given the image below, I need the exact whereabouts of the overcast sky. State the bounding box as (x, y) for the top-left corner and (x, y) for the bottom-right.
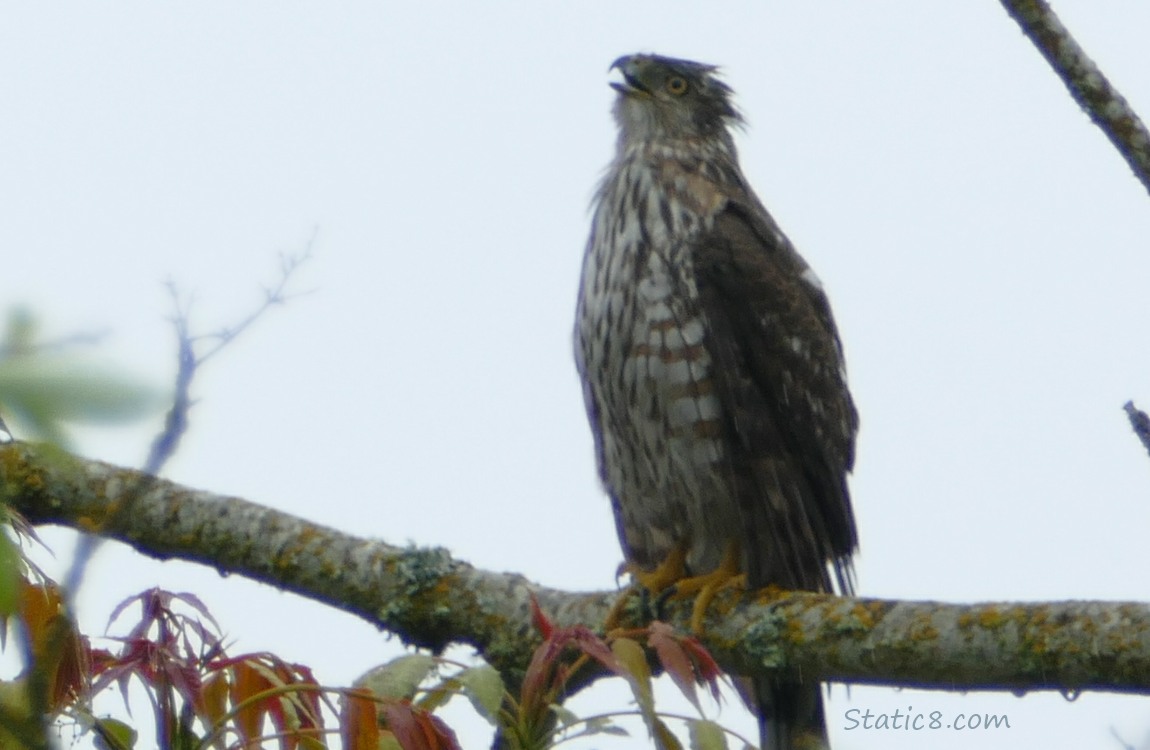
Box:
(4, 3), (1150, 749)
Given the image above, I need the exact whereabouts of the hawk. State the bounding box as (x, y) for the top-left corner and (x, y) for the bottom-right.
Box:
(575, 54), (859, 750)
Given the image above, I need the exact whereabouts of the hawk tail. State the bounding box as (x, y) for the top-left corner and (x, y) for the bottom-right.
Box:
(754, 676), (828, 750)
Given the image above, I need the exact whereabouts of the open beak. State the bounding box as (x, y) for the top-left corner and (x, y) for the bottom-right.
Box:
(608, 55), (650, 96)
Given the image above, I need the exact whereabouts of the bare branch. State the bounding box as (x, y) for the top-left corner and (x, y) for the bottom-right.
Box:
(6, 441), (1150, 699)
(1000, 0), (1150, 196)
(196, 231), (317, 366)
(150, 233), (316, 471)
(63, 238), (315, 595)
(1125, 401), (1150, 458)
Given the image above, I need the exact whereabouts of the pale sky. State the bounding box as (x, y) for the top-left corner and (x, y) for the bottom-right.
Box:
(3, 3), (1150, 749)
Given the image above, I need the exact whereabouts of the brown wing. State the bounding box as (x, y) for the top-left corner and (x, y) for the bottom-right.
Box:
(693, 200), (858, 594)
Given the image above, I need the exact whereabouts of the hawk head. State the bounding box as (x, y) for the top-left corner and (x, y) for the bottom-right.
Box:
(609, 54), (742, 144)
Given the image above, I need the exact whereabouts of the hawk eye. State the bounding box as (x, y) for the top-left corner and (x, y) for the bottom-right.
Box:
(666, 76), (689, 95)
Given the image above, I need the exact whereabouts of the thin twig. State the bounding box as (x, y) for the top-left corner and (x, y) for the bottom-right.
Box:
(1000, 0), (1150, 196)
(143, 283), (200, 472)
(1107, 725), (1135, 750)
(1125, 401), (1150, 459)
(197, 230), (318, 366)
(62, 234), (316, 595)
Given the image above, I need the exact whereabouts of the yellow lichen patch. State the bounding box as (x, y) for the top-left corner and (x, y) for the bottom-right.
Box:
(433, 577), (457, 599)
(850, 603), (876, 630)
(908, 616), (939, 642)
(1023, 609), (1061, 657)
(296, 526), (323, 545)
(1105, 630), (1137, 655)
(25, 470), (45, 491)
(704, 585), (742, 622)
(1006, 606), (1030, 624)
(978, 608), (1008, 629)
(786, 616), (806, 644)
(104, 497), (124, 517)
(0, 448), (44, 493)
(76, 516), (102, 532)
(317, 556), (341, 579)
(753, 584), (787, 605)
(272, 526), (327, 568)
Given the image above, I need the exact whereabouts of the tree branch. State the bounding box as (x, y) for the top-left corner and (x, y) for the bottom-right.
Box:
(4, 441), (1150, 699)
(1125, 401), (1150, 459)
(1000, 0), (1150, 196)
(62, 243), (314, 597)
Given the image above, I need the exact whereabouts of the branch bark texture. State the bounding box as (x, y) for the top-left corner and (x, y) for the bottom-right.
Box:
(3, 442), (1150, 698)
(1001, 0), (1150, 196)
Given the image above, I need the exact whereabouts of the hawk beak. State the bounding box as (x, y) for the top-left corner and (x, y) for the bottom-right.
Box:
(609, 55), (651, 96)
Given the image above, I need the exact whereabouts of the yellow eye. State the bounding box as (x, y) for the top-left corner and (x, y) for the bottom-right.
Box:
(666, 76), (688, 95)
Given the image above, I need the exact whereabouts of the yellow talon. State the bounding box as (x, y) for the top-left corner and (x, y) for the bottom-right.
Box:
(672, 543), (745, 632)
(604, 543), (689, 631)
(631, 543), (688, 593)
(605, 542), (747, 633)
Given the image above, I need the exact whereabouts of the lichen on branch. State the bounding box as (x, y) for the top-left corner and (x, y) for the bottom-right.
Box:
(4, 441), (1150, 700)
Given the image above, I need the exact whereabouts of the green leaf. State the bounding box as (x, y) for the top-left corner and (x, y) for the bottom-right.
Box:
(378, 734), (404, 750)
(455, 664), (504, 725)
(688, 719), (728, 750)
(92, 717), (138, 750)
(611, 638), (654, 719)
(356, 654), (438, 700)
(653, 718), (684, 750)
(549, 703), (580, 729)
(0, 533), (22, 618)
(581, 715), (629, 738)
(0, 353), (163, 444)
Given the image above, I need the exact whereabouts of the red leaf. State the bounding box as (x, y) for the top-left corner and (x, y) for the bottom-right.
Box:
(266, 659), (325, 747)
(383, 701), (431, 750)
(648, 623), (700, 711)
(519, 639), (553, 709)
(215, 654), (328, 749)
(86, 644), (117, 677)
(648, 623), (724, 705)
(198, 672), (229, 727)
(422, 711), (462, 750)
(17, 581), (86, 709)
(340, 689), (380, 750)
(676, 635), (724, 703)
(529, 594), (552, 640)
(569, 627), (624, 676)
(229, 659), (274, 746)
(381, 697), (462, 750)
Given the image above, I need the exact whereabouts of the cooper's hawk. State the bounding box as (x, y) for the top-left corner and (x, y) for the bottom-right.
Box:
(575, 54), (859, 750)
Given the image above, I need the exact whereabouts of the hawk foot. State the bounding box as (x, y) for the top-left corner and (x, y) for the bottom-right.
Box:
(630, 543), (689, 593)
(671, 543), (745, 633)
(605, 543), (745, 633)
(603, 544), (690, 631)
